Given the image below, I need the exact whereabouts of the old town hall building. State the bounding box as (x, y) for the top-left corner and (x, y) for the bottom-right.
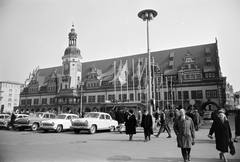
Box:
(15, 26), (226, 114)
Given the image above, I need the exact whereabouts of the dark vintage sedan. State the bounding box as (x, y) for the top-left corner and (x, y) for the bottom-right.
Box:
(14, 112), (56, 131)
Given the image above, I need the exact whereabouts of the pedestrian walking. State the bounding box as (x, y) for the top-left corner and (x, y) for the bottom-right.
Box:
(125, 109), (137, 141)
(193, 110), (201, 131)
(141, 109), (153, 142)
(233, 110), (240, 143)
(208, 110), (232, 162)
(9, 111), (16, 130)
(154, 109), (171, 138)
(173, 108), (195, 162)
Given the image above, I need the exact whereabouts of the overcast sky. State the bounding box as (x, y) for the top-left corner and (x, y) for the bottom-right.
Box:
(0, 0), (240, 91)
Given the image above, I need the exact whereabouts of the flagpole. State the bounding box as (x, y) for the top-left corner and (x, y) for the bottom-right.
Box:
(156, 74), (159, 107)
(171, 76), (173, 109)
(114, 61), (116, 101)
(152, 57), (156, 110)
(132, 59), (135, 101)
(126, 60), (128, 101)
(161, 74), (164, 109)
(138, 58), (141, 102)
(166, 76), (168, 110)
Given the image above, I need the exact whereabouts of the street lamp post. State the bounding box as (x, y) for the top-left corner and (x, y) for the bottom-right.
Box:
(138, 9), (157, 115)
(79, 82), (84, 117)
(181, 72), (184, 107)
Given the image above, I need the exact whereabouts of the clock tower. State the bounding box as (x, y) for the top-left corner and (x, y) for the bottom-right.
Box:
(62, 24), (82, 89)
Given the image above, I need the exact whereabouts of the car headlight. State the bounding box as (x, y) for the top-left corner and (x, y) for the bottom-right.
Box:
(84, 120), (88, 126)
(52, 122), (55, 126)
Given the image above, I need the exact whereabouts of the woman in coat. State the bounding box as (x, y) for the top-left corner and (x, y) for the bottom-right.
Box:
(208, 110), (232, 162)
(173, 109), (195, 162)
(125, 109), (137, 141)
(141, 109), (153, 142)
(234, 110), (240, 142)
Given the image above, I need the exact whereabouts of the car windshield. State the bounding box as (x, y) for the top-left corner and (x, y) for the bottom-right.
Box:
(56, 115), (67, 119)
(85, 113), (100, 118)
(35, 113), (44, 117)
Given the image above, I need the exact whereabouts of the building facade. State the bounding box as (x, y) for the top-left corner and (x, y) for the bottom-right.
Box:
(15, 26), (226, 115)
(0, 81), (24, 112)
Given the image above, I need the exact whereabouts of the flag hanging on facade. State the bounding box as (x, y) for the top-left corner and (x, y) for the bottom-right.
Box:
(97, 61), (115, 81)
(109, 60), (122, 83)
(119, 60), (128, 86)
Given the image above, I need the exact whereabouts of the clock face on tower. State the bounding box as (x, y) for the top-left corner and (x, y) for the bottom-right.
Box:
(64, 63), (70, 75)
(64, 63), (69, 70)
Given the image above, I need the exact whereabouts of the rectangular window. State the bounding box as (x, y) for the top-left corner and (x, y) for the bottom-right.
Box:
(190, 64), (195, 69)
(206, 90), (211, 98)
(9, 94), (12, 97)
(97, 95), (105, 103)
(197, 90), (203, 99)
(191, 74), (195, 80)
(212, 73), (216, 78)
(8, 103), (11, 106)
(185, 74), (190, 80)
(34, 99), (39, 105)
(212, 90), (218, 98)
(191, 91), (197, 99)
(123, 94), (127, 101)
(138, 93), (140, 101)
(92, 96), (95, 103)
(42, 98), (47, 104)
(82, 96), (87, 103)
(97, 95), (101, 103)
(8, 98), (12, 101)
(9, 89), (12, 92)
(205, 73), (209, 78)
(119, 94), (121, 101)
(183, 91), (189, 99)
(130, 93), (134, 101)
(27, 99), (32, 105)
(21, 99), (26, 105)
(178, 91), (182, 100)
(88, 96), (92, 103)
(50, 98), (55, 104)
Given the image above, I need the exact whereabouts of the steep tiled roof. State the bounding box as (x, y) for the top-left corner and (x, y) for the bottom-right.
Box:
(82, 43), (218, 79)
(28, 42), (218, 85)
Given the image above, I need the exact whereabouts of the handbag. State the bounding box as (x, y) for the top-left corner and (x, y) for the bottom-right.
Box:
(229, 140), (235, 156)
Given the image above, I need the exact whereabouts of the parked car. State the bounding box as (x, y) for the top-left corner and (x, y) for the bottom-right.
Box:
(70, 112), (118, 134)
(14, 112), (56, 131)
(0, 114), (10, 129)
(40, 113), (80, 133)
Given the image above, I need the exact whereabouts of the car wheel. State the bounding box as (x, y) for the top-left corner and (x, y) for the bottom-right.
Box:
(31, 123), (39, 131)
(43, 130), (49, 133)
(109, 126), (115, 132)
(89, 125), (96, 134)
(56, 125), (63, 133)
(74, 129), (80, 134)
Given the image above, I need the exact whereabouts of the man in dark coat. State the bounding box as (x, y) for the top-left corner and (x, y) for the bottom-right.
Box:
(234, 110), (240, 142)
(141, 109), (153, 142)
(9, 111), (16, 129)
(208, 111), (232, 162)
(125, 109), (137, 141)
(173, 109), (195, 162)
(193, 110), (201, 131)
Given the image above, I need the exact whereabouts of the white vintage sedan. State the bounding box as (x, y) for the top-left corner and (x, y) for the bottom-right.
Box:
(70, 112), (118, 134)
(40, 113), (79, 133)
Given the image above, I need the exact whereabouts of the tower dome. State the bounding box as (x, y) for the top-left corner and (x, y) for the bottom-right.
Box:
(63, 24), (82, 58)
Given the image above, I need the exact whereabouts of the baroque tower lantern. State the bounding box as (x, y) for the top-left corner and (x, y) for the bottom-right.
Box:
(62, 24), (82, 89)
